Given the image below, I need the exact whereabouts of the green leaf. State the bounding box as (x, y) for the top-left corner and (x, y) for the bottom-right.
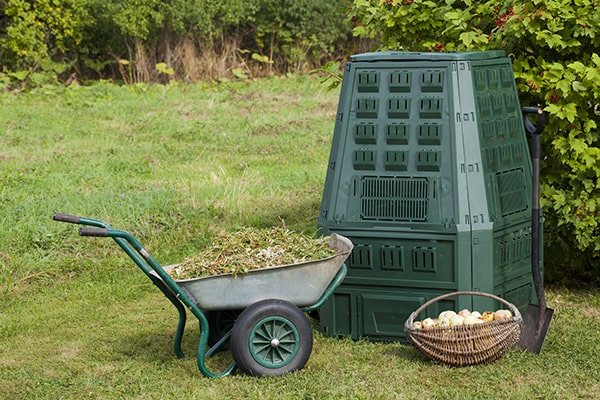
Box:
(460, 31), (478, 47)
(445, 11), (460, 20)
(155, 63), (174, 75)
(231, 68), (248, 80)
(251, 53), (273, 64)
(546, 103), (578, 122)
(556, 79), (571, 96)
(552, 192), (566, 208)
(572, 81), (587, 92)
(585, 66), (600, 83)
(568, 61), (586, 75)
(563, 103), (578, 123)
(569, 136), (587, 154)
(9, 70), (29, 81)
(323, 61), (341, 74)
(582, 152), (597, 169)
(584, 120), (597, 133)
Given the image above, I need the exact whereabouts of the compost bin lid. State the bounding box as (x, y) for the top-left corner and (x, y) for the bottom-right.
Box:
(350, 50), (506, 62)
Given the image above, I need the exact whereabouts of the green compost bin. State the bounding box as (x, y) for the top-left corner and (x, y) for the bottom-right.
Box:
(317, 50), (541, 342)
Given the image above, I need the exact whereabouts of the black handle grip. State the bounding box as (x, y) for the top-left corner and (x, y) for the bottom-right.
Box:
(522, 107), (547, 135)
(79, 227), (109, 237)
(53, 213), (81, 224)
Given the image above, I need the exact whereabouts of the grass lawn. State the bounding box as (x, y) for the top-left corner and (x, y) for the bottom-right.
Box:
(1, 76), (599, 399)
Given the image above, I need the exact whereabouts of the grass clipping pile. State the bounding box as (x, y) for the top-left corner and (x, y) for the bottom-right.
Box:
(170, 227), (336, 280)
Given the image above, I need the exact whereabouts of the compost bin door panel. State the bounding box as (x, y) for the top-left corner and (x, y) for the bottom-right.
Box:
(360, 292), (426, 340)
(318, 60), (471, 233)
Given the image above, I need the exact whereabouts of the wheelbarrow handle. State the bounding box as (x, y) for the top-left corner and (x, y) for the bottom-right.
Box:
(53, 212), (81, 224)
(79, 227), (109, 237)
(54, 213), (115, 231)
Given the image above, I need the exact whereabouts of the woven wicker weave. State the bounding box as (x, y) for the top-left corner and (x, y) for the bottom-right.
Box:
(404, 291), (522, 367)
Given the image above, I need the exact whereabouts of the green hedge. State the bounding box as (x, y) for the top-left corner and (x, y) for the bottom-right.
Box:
(0, 0), (353, 87)
(350, 0), (600, 284)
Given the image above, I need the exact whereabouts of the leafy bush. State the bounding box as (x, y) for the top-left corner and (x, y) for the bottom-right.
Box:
(349, 0), (600, 283)
(0, 0), (89, 88)
(0, 0), (354, 85)
(251, 0), (352, 72)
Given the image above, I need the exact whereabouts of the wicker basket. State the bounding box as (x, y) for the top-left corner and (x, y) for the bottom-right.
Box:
(404, 291), (523, 367)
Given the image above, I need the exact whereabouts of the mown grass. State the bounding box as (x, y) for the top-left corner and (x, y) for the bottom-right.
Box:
(1, 77), (599, 399)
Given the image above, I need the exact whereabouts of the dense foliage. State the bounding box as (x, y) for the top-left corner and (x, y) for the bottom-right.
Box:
(349, 0), (600, 283)
(0, 0), (353, 87)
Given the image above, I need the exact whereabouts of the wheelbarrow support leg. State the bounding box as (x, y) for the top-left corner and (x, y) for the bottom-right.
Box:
(110, 233), (189, 359)
(148, 273), (187, 358)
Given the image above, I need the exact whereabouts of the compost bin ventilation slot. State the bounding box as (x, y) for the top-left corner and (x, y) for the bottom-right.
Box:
(496, 168), (528, 217)
(360, 176), (429, 222)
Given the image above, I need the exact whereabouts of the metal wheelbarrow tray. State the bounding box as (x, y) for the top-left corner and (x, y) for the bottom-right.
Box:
(166, 233), (353, 311)
(53, 213), (352, 378)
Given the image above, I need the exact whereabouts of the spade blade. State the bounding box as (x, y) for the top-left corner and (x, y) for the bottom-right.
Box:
(517, 304), (554, 354)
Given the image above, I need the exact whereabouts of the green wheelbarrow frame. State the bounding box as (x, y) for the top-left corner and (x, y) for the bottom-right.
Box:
(54, 213), (350, 378)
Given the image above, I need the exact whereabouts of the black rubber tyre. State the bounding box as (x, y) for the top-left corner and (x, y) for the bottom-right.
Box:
(203, 309), (242, 349)
(230, 299), (313, 377)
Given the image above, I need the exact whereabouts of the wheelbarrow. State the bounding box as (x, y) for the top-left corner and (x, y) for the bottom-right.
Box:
(53, 213), (353, 377)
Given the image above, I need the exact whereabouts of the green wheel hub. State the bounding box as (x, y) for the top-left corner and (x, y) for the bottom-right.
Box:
(249, 316), (300, 368)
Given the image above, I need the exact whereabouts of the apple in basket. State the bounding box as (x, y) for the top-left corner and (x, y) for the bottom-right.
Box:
(438, 310), (457, 320)
(458, 309), (471, 318)
(449, 314), (465, 326)
(422, 318), (436, 329)
(463, 315), (483, 325)
(494, 309), (513, 320)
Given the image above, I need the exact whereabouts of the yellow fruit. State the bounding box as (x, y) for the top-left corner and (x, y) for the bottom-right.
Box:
(481, 311), (495, 322)
(422, 318), (435, 329)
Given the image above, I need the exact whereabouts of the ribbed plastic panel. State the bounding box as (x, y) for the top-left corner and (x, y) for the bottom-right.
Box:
(359, 176), (429, 222)
(319, 55), (461, 231)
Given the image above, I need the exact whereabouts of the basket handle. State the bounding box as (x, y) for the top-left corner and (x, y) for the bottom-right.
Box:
(406, 291), (522, 328)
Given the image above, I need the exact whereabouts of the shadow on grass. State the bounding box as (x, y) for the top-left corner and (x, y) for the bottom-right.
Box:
(382, 342), (431, 364)
(113, 329), (183, 361)
(112, 325), (236, 375)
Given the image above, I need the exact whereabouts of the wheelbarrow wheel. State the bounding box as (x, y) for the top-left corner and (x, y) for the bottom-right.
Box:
(204, 309), (242, 349)
(230, 299), (313, 377)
